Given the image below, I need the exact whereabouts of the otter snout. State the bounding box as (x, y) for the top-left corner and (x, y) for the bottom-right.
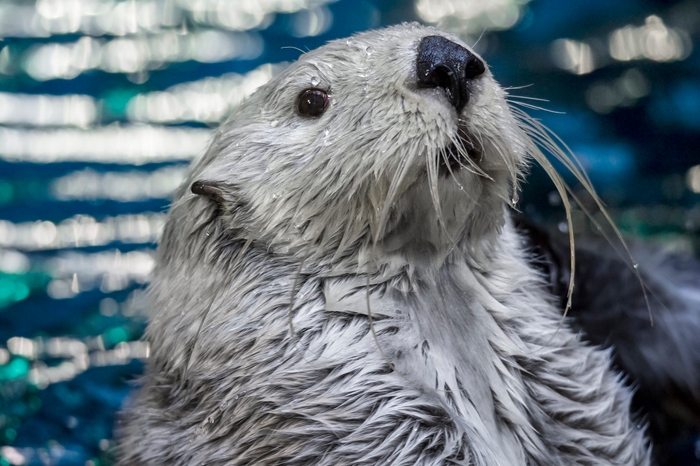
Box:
(416, 35), (485, 113)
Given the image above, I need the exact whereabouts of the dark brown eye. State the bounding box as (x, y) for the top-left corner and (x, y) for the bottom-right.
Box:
(296, 89), (329, 117)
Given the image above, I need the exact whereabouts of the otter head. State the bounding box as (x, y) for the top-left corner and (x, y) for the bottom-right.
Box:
(187, 24), (529, 268)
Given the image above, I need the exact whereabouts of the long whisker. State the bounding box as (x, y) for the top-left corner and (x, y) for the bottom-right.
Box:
(514, 107), (653, 328)
(507, 100), (565, 114)
(506, 94), (551, 102)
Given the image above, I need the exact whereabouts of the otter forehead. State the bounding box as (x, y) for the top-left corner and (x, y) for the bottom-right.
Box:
(191, 23), (525, 262)
(211, 24), (502, 168)
(256, 26), (495, 130)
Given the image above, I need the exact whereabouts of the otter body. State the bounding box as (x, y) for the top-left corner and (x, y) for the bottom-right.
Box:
(118, 25), (650, 465)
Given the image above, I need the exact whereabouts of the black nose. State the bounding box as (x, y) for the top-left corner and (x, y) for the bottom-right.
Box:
(416, 35), (486, 113)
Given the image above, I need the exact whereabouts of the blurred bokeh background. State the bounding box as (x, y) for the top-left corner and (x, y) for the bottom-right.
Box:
(0, 0), (698, 464)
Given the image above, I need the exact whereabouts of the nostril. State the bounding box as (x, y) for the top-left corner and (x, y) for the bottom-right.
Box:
(464, 56), (486, 80)
(416, 35), (485, 113)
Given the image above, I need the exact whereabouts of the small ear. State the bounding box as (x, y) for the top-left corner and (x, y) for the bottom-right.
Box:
(191, 180), (227, 205)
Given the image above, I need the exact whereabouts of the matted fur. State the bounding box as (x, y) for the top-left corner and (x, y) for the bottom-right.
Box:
(117, 24), (651, 465)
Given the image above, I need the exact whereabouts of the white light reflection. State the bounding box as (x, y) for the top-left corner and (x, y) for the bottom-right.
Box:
(0, 446), (25, 466)
(0, 249), (31, 274)
(609, 15), (692, 63)
(0, 0), (173, 38)
(50, 166), (187, 201)
(0, 0), (334, 38)
(90, 341), (150, 366)
(415, 0), (529, 34)
(0, 92), (96, 127)
(586, 68), (650, 114)
(0, 46), (11, 74)
(0, 294), (151, 392)
(7, 337), (37, 360)
(21, 336), (149, 389)
(185, 0), (335, 31)
(0, 213), (166, 251)
(686, 165), (700, 194)
(290, 6), (333, 37)
(28, 357), (89, 388)
(0, 125), (211, 164)
(127, 63), (285, 123)
(550, 39), (596, 75)
(23, 31), (263, 80)
(99, 289), (150, 317)
(46, 249), (156, 299)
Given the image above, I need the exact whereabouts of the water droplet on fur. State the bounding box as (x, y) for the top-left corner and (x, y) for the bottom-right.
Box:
(205, 230), (210, 237)
(270, 120), (279, 127)
(346, 39), (353, 46)
(633, 263), (639, 269)
(365, 46), (374, 55)
(310, 76), (320, 86)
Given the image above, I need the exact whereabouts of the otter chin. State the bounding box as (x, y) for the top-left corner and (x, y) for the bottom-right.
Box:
(117, 24), (651, 465)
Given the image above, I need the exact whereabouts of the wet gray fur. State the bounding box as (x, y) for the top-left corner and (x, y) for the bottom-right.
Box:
(118, 25), (651, 465)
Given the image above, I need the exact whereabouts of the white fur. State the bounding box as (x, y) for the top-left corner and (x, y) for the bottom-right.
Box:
(118, 24), (651, 465)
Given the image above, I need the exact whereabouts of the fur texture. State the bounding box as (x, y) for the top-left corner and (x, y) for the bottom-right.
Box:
(518, 218), (700, 465)
(118, 24), (651, 465)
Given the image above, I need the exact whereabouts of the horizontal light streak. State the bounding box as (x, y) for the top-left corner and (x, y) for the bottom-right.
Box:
(609, 15), (692, 63)
(50, 165), (187, 202)
(415, 0), (529, 33)
(127, 63), (285, 123)
(0, 125), (211, 164)
(46, 249), (156, 298)
(0, 213), (165, 251)
(0, 92), (96, 127)
(24, 31), (263, 80)
(0, 0), (334, 38)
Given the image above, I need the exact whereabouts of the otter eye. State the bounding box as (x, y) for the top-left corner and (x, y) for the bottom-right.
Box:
(296, 89), (329, 117)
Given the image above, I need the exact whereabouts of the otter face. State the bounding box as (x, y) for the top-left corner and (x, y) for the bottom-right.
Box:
(189, 24), (529, 264)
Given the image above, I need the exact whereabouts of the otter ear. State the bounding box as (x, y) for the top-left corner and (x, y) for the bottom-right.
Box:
(190, 180), (227, 205)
